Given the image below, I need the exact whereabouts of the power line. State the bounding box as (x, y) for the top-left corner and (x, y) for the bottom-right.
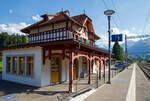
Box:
(110, 0), (122, 28)
(142, 10), (150, 35)
(112, 16), (120, 30)
(101, 0), (109, 9)
(101, 0), (122, 30)
(127, 34), (150, 39)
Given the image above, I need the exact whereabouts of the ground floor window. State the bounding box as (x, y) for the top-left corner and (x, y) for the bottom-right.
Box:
(19, 57), (25, 75)
(27, 56), (34, 76)
(6, 55), (34, 77)
(12, 57), (18, 74)
(6, 57), (11, 73)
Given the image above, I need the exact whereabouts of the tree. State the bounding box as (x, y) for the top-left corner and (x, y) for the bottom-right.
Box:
(112, 42), (124, 61)
(0, 32), (28, 62)
(0, 32), (28, 48)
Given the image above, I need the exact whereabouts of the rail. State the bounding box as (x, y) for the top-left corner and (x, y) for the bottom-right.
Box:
(137, 63), (150, 80)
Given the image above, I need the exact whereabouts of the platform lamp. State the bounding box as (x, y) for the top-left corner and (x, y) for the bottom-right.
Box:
(104, 10), (115, 84)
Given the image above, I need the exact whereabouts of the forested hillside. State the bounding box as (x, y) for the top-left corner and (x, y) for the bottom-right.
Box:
(0, 32), (28, 48)
(0, 32), (28, 72)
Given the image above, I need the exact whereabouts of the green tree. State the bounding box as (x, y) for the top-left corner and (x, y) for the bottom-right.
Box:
(0, 32), (28, 48)
(112, 42), (124, 61)
(0, 32), (10, 48)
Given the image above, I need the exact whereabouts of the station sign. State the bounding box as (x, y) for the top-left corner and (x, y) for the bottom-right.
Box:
(111, 34), (123, 42)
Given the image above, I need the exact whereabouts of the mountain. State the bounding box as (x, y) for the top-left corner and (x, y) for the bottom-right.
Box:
(121, 40), (136, 49)
(128, 38), (150, 56)
(96, 37), (150, 57)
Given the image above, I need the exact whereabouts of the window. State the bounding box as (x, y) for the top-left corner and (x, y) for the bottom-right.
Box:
(6, 57), (11, 73)
(82, 57), (87, 72)
(12, 57), (18, 74)
(19, 57), (25, 75)
(27, 56), (34, 76)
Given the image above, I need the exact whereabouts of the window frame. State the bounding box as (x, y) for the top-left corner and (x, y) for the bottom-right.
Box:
(6, 57), (11, 73)
(26, 56), (34, 77)
(5, 54), (34, 78)
(19, 56), (25, 76)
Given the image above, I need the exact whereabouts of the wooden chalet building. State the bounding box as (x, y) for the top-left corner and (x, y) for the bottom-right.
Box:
(2, 10), (108, 92)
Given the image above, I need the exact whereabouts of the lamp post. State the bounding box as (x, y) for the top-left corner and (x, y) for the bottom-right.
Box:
(104, 10), (115, 84)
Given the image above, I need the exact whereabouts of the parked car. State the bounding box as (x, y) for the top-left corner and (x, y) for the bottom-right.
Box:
(110, 67), (118, 70)
(115, 62), (123, 67)
(115, 62), (127, 72)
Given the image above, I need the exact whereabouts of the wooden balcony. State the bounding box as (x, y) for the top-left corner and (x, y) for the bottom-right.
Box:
(28, 27), (94, 46)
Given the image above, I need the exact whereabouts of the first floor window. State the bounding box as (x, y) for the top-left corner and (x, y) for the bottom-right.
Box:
(6, 57), (11, 73)
(19, 57), (25, 75)
(12, 57), (18, 74)
(27, 56), (34, 76)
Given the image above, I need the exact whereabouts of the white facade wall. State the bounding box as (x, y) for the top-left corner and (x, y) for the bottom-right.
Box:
(30, 22), (66, 34)
(40, 50), (70, 86)
(41, 58), (51, 87)
(2, 47), (98, 87)
(62, 58), (69, 82)
(2, 47), (42, 87)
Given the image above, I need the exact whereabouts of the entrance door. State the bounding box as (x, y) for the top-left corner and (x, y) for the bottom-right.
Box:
(51, 57), (60, 83)
(73, 59), (78, 79)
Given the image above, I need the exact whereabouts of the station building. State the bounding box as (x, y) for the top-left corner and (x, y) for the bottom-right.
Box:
(2, 10), (108, 92)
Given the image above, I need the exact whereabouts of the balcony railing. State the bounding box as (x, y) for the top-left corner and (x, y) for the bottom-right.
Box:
(28, 27), (94, 46)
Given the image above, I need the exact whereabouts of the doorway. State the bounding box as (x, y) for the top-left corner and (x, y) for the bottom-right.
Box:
(51, 57), (60, 83)
(73, 59), (78, 79)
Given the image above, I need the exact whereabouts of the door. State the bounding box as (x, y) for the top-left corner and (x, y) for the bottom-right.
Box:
(51, 57), (60, 83)
(73, 59), (78, 79)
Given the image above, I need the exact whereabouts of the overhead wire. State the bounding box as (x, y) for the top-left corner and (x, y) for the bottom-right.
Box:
(101, 0), (121, 32)
(101, 0), (109, 9)
(142, 10), (150, 35)
(110, 0), (122, 26)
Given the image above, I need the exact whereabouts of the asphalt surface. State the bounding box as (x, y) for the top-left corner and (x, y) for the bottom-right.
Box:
(83, 64), (133, 101)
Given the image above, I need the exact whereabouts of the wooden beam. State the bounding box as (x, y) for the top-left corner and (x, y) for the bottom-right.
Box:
(49, 49), (51, 60)
(88, 58), (91, 84)
(69, 51), (74, 93)
(99, 60), (102, 79)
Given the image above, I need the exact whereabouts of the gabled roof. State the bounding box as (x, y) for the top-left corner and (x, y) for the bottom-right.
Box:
(20, 10), (100, 39)
(21, 11), (84, 33)
(71, 14), (92, 25)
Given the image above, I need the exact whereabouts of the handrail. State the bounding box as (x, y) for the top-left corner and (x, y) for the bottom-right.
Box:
(28, 28), (93, 46)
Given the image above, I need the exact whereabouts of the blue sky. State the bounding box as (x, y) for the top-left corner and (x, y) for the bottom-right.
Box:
(0, 0), (150, 47)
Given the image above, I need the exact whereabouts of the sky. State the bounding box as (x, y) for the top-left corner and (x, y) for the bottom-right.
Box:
(0, 0), (150, 48)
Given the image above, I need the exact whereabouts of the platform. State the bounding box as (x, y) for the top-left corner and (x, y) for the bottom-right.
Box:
(82, 63), (150, 101)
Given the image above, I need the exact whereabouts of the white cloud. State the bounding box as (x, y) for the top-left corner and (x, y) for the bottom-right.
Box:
(9, 9), (13, 14)
(32, 14), (41, 21)
(96, 27), (141, 49)
(0, 22), (30, 35)
(96, 34), (108, 49)
(111, 27), (141, 41)
(112, 27), (120, 34)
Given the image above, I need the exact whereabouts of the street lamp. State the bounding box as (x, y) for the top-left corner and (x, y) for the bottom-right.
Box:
(104, 10), (115, 84)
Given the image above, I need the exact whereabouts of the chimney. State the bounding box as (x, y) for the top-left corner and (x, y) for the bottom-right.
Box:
(41, 14), (49, 21)
(41, 14), (56, 21)
(64, 10), (70, 16)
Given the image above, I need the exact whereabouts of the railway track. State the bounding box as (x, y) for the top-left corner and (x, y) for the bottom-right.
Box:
(137, 63), (150, 81)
